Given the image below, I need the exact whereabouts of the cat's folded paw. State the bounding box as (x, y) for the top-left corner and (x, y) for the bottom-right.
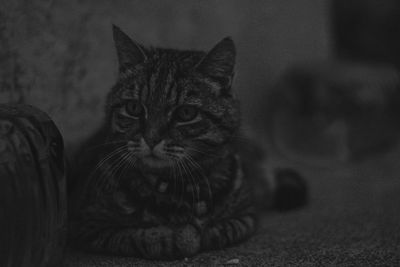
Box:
(175, 224), (201, 257)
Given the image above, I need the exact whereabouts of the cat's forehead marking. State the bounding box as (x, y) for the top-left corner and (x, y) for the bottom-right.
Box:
(116, 50), (211, 109)
(145, 58), (181, 105)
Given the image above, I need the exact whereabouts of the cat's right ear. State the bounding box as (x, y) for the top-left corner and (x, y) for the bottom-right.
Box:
(112, 25), (147, 72)
(195, 37), (236, 94)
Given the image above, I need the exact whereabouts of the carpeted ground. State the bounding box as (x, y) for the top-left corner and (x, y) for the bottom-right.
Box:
(64, 148), (400, 266)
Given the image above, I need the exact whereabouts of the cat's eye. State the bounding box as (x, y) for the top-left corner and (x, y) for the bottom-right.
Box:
(125, 101), (144, 118)
(175, 105), (199, 123)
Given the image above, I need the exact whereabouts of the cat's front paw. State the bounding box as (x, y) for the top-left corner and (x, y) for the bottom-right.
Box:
(175, 224), (201, 257)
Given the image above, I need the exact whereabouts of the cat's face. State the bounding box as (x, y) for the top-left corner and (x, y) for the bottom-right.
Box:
(106, 26), (240, 172)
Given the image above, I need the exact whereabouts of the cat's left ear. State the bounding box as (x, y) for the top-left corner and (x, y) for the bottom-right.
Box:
(112, 25), (147, 73)
(196, 37), (236, 93)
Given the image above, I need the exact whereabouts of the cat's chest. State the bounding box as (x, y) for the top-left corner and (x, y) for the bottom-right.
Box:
(110, 190), (210, 226)
(97, 154), (242, 225)
(110, 172), (213, 224)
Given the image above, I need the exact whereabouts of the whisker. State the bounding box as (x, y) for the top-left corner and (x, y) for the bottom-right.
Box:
(102, 151), (130, 185)
(97, 152), (134, 198)
(186, 154), (213, 203)
(174, 159), (185, 210)
(92, 149), (130, 198)
(110, 152), (132, 184)
(90, 145), (128, 177)
(112, 153), (137, 194)
(169, 158), (181, 218)
(85, 145), (128, 191)
(121, 155), (140, 195)
(179, 159), (197, 217)
(89, 154), (125, 199)
(164, 152), (182, 159)
(170, 158), (178, 198)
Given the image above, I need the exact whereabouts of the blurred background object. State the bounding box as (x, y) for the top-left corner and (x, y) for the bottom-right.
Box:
(332, 0), (400, 68)
(263, 61), (400, 164)
(0, 104), (67, 267)
(261, 0), (400, 163)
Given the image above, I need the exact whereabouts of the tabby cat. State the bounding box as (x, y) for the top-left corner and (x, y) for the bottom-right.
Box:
(69, 25), (307, 260)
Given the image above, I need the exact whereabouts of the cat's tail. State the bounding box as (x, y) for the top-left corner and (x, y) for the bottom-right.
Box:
(262, 165), (308, 211)
(238, 131), (308, 211)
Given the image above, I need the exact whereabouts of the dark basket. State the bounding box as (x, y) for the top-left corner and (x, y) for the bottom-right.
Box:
(0, 104), (67, 267)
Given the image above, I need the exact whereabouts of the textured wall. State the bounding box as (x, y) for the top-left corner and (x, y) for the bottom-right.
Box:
(0, 0), (330, 145)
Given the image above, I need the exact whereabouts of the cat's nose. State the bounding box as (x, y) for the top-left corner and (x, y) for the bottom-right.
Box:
(143, 133), (162, 149)
(144, 138), (162, 149)
(143, 126), (164, 149)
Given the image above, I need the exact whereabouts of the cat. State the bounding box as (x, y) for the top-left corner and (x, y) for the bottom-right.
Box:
(68, 25), (307, 260)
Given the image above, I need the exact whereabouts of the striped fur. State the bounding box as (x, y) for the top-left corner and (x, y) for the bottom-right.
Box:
(70, 26), (258, 259)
